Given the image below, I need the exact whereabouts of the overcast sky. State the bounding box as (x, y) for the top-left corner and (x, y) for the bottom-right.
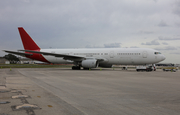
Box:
(0, 0), (180, 63)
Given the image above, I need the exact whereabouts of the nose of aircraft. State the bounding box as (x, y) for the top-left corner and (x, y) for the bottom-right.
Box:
(161, 55), (166, 61)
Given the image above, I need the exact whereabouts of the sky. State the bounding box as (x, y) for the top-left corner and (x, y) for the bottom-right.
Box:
(0, 0), (180, 64)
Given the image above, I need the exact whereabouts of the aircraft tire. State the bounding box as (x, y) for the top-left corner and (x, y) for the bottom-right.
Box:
(83, 67), (89, 70)
(72, 66), (81, 70)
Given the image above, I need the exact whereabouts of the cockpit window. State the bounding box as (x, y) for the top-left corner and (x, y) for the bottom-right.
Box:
(154, 52), (161, 54)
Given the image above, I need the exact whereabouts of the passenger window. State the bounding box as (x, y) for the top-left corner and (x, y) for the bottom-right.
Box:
(154, 52), (161, 54)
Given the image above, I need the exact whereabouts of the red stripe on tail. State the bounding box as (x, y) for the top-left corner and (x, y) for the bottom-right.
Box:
(18, 27), (50, 63)
(18, 27), (40, 50)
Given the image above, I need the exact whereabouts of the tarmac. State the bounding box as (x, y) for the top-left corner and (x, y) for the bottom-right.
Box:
(0, 68), (180, 115)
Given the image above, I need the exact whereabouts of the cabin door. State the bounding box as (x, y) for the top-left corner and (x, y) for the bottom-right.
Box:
(142, 51), (147, 58)
(109, 51), (114, 58)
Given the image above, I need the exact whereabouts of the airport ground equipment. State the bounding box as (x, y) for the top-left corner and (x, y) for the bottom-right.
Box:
(136, 66), (153, 72)
(163, 69), (177, 72)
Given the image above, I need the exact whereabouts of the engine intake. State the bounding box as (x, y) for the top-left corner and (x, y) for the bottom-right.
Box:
(81, 60), (98, 68)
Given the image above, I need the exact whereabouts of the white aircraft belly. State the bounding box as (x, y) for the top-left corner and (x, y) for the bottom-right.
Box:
(43, 56), (72, 64)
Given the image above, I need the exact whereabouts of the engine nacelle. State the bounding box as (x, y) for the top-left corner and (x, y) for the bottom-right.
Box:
(81, 60), (98, 68)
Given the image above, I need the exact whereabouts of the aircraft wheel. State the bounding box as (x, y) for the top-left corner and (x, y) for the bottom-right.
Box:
(77, 66), (81, 70)
(72, 66), (81, 70)
(72, 66), (75, 70)
(83, 67), (89, 70)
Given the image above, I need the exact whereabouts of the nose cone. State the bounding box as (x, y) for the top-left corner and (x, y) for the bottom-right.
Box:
(161, 55), (166, 61)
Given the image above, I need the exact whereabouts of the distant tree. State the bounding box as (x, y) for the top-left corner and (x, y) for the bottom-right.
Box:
(3, 54), (19, 64)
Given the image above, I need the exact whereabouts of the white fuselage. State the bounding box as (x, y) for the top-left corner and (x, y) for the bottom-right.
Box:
(41, 48), (165, 65)
(4, 27), (166, 69)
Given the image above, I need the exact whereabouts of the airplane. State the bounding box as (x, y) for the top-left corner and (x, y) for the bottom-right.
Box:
(3, 27), (166, 70)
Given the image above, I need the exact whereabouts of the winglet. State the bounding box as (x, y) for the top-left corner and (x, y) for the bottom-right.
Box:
(18, 27), (40, 50)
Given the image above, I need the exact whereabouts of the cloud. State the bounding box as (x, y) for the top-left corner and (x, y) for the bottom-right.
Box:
(130, 46), (139, 48)
(85, 44), (103, 48)
(162, 42), (168, 45)
(153, 0), (158, 2)
(175, 22), (180, 27)
(173, 1), (180, 17)
(0, 0), (180, 63)
(138, 31), (154, 34)
(155, 46), (177, 50)
(158, 20), (168, 27)
(170, 52), (180, 55)
(158, 36), (180, 40)
(141, 40), (160, 45)
(85, 43), (121, 48)
(22, 0), (30, 3)
(104, 43), (121, 48)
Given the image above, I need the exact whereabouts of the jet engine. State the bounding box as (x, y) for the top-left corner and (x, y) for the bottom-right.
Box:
(81, 60), (98, 68)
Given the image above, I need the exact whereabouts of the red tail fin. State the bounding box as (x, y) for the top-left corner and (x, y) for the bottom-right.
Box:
(18, 27), (40, 50)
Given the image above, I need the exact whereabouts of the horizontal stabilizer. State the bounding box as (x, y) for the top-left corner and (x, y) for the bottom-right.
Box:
(3, 50), (33, 57)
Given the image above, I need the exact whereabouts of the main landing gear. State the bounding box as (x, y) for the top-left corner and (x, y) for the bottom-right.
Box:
(72, 66), (81, 70)
(83, 67), (89, 70)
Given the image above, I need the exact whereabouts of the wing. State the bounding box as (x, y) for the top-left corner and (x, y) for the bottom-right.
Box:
(19, 50), (106, 62)
(19, 50), (85, 61)
(3, 50), (33, 57)
(4, 49), (107, 62)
